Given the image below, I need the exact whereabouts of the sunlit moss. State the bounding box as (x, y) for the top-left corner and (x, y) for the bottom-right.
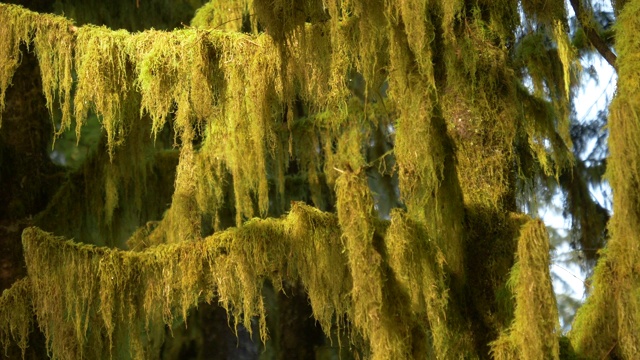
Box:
(74, 26), (133, 156)
(285, 202), (351, 333)
(571, 2), (640, 358)
(335, 169), (389, 357)
(0, 5), (35, 128)
(491, 219), (560, 360)
(385, 210), (468, 357)
(11, 205), (345, 358)
(191, 0), (251, 32)
(0, 1), (596, 358)
(32, 15), (75, 139)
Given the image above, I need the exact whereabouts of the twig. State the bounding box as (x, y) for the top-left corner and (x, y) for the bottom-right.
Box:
(601, 340), (616, 360)
(569, 0), (617, 71)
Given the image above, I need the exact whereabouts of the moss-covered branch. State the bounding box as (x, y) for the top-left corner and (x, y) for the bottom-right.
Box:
(570, 2), (640, 358)
(491, 219), (560, 359)
(0, 200), (479, 359)
(569, 0), (618, 70)
(0, 1), (591, 358)
(0, 278), (32, 358)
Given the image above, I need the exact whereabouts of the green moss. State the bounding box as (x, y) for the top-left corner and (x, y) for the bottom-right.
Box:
(191, 0), (251, 32)
(11, 205), (347, 358)
(285, 202), (351, 334)
(570, 3), (640, 358)
(0, 1), (602, 358)
(569, 250), (618, 357)
(335, 169), (393, 358)
(385, 211), (458, 357)
(0, 5), (35, 128)
(0, 278), (33, 358)
(490, 219), (560, 360)
(74, 26), (133, 156)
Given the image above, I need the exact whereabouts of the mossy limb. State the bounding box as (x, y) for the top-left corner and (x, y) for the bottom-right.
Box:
(491, 219), (560, 360)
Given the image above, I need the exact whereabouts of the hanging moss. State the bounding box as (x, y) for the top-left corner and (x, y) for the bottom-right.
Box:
(571, 2), (640, 358)
(0, 1), (605, 358)
(74, 26), (134, 156)
(386, 7), (467, 281)
(7, 204), (354, 359)
(128, 29), (210, 142)
(511, 25), (576, 176)
(0, 5), (35, 128)
(335, 168), (403, 359)
(191, 0), (252, 32)
(213, 31), (283, 223)
(287, 23), (349, 111)
(385, 210), (474, 358)
(194, 131), (229, 231)
(285, 202), (351, 334)
(18, 225), (242, 358)
(0, 278), (32, 358)
(490, 219), (560, 360)
(463, 209), (526, 353)
(32, 15), (75, 139)
(569, 250), (619, 357)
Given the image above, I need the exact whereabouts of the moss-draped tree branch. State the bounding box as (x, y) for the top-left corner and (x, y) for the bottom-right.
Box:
(569, 0), (618, 70)
(0, 1), (625, 359)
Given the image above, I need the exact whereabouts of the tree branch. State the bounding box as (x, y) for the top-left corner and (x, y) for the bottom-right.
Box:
(569, 0), (617, 70)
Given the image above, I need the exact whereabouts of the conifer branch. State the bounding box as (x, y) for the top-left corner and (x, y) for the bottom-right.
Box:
(569, 0), (618, 71)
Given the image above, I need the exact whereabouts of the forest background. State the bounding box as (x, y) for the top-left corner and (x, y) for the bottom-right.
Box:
(0, 0), (636, 359)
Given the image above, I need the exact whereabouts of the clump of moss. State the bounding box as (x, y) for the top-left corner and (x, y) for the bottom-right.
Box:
(0, 4), (76, 133)
(74, 26), (134, 156)
(13, 204), (349, 359)
(0, 5), (35, 127)
(285, 202), (351, 334)
(570, 2), (640, 358)
(0, 278), (33, 358)
(491, 219), (560, 359)
(385, 211), (451, 357)
(335, 167), (387, 356)
(32, 14), (75, 139)
(191, 0), (251, 32)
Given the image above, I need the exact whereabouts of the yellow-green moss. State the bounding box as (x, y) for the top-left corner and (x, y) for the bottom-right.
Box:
(490, 219), (560, 360)
(570, 2), (640, 358)
(0, 278), (33, 358)
(0, 1), (596, 358)
(191, 0), (251, 32)
(335, 169), (391, 358)
(74, 26), (133, 156)
(385, 210), (461, 358)
(11, 204), (352, 358)
(0, 5), (35, 127)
